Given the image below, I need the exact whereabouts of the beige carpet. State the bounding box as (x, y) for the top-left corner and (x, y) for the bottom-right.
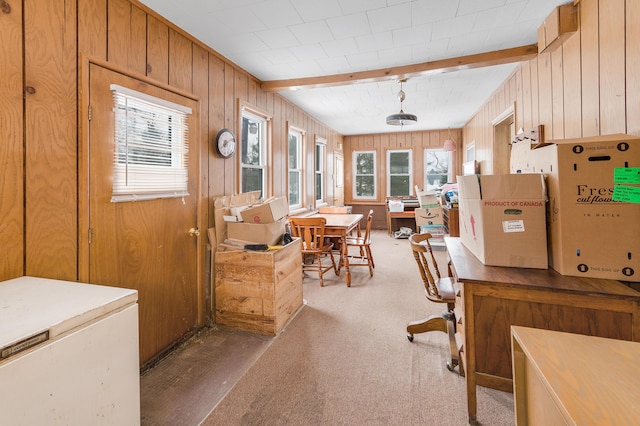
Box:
(202, 231), (514, 426)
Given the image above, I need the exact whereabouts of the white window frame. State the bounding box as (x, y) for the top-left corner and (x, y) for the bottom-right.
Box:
(424, 148), (453, 191)
(315, 137), (326, 206)
(386, 149), (413, 197)
(352, 150), (377, 200)
(110, 84), (191, 203)
(240, 107), (269, 198)
(288, 126), (304, 210)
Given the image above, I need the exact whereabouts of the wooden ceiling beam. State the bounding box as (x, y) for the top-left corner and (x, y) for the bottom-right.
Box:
(260, 44), (538, 92)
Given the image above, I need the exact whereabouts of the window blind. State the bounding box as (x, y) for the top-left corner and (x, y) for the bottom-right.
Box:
(110, 84), (191, 202)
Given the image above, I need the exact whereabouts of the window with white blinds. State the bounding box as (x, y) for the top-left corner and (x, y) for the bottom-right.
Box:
(110, 84), (192, 202)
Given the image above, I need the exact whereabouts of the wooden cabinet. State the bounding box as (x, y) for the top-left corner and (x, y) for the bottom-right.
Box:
(512, 326), (640, 425)
(215, 239), (303, 336)
(445, 237), (640, 425)
(442, 207), (459, 237)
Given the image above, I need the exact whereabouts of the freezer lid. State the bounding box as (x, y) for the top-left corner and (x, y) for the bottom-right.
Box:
(0, 277), (138, 351)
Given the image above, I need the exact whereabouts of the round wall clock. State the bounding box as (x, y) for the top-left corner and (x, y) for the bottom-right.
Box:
(215, 128), (236, 158)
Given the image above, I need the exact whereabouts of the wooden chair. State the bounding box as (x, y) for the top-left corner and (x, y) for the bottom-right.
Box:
(344, 209), (375, 276)
(289, 217), (338, 286)
(406, 232), (462, 375)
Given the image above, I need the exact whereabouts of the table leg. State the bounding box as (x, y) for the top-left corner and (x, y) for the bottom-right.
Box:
(341, 233), (351, 287)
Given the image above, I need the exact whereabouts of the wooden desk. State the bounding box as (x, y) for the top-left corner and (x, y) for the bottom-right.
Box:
(511, 326), (640, 425)
(311, 213), (363, 287)
(386, 210), (415, 236)
(444, 237), (640, 425)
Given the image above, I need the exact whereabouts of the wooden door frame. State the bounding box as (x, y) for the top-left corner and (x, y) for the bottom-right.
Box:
(491, 104), (515, 175)
(78, 55), (206, 325)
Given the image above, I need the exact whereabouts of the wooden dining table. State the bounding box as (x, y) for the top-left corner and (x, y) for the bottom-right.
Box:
(310, 213), (363, 287)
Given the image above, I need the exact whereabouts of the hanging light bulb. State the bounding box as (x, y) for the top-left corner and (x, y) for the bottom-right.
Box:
(386, 79), (417, 126)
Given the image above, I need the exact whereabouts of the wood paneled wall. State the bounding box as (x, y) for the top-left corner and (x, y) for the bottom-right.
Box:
(0, 0), (24, 282)
(463, 0), (640, 173)
(0, 0), (343, 290)
(342, 129), (463, 205)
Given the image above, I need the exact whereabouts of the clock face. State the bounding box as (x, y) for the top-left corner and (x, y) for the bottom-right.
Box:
(216, 129), (236, 158)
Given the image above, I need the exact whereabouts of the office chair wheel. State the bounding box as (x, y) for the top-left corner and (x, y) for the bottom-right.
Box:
(407, 333), (414, 342)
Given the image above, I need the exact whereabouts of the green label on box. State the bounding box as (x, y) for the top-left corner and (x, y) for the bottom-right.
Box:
(614, 168), (640, 184)
(613, 184), (640, 203)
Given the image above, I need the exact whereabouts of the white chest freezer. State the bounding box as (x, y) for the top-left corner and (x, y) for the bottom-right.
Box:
(0, 276), (140, 425)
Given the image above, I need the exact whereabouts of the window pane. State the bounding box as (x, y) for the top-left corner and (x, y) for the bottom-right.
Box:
(389, 176), (410, 196)
(356, 176), (375, 197)
(316, 173), (322, 200)
(425, 150), (450, 190)
(356, 153), (374, 174)
(389, 152), (409, 174)
(242, 167), (263, 198)
(289, 171), (300, 205)
(242, 116), (261, 166)
(288, 134), (298, 169)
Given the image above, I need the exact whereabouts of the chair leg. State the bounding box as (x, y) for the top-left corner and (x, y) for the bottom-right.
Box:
(315, 253), (324, 287)
(366, 246), (374, 276)
(406, 315), (447, 341)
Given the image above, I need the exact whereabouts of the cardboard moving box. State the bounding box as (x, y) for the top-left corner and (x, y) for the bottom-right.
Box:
(415, 206), (443, 227)
(457, 174), (548, 269)
(527, 134), (640, 281)
(227, 218), (286, 245)
(240, 196), (289, 224)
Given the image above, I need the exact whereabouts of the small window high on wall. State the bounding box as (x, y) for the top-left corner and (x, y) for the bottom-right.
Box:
(110, 84), (192, 202)
(424, 148), (452, 191)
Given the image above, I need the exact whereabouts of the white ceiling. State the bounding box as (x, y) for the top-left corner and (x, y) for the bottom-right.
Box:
(139, 0), (570, 135)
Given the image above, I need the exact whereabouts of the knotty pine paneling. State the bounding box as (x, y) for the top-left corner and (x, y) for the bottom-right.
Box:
(146, 15), (169, 83)
(108, 0), (142, 72)
(24, 0), (77, 280)
(551, 47), (565, 140)
(193, 42), (209, 322)
(580, 0), (600, 136)
(521, 62), (533, 131)
(627, 0), (640, 136)
(207, 55), (226, 200)
(168, 29), (193, 93)
(598, 0), (626, 135)
(129, 4), (147, 75)
(78, 0), (107, 60)
(537, 51), (553, 138)
(0, 0), (25, 280)
(529, 57), (540, 129)
(563, 28), (582, 138)
(463, 0), (640, 173)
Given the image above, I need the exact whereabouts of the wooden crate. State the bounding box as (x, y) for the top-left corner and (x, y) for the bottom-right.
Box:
(214, 239), (303, 335)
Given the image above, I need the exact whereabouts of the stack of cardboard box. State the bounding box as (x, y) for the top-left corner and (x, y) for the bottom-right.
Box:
(414, 190), (446, 243)
(226, 196), (289, 245)
(459, 134), (639, 282)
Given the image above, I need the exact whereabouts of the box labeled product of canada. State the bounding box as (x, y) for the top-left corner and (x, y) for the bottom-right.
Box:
(457, 174), (548, 269)
(240, 196), (289, 224)
(528, 134), (640, 281)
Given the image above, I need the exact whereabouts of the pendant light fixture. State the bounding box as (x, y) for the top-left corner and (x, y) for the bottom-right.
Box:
(386, 78), (417, 126)
(443, 128), (456, 152)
